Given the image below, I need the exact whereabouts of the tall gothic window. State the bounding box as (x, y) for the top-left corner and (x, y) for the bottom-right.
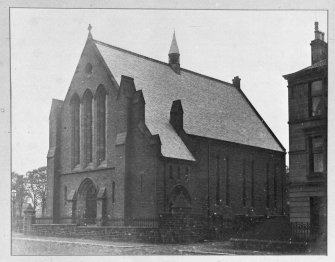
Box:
(64, 186), (67, 205)
(169, 165), (173, 179)
(216, 155), (220, 205)
(225, 156), (230, 206)
(274, 165), (277, 209)
(70, 94), (80, 168)
(112, 181), (115, 203)
(251, 160), (255, 207)
(185, 166), (189, 182)
(83, 90), (93, 166)
(96, 86), (106, 165)
(266, 163), (270, 208)
(177, 166), (181, 179)
(242, 159), (246, 207)
(140, 174), (143, 192)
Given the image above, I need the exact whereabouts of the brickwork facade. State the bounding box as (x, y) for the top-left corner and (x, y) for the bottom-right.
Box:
(46, 30), (286, 238)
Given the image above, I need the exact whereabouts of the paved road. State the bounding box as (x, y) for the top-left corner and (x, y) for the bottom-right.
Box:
(11, 233), (274, 256)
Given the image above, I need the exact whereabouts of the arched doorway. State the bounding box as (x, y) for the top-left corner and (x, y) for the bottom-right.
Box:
(76, 178), (97, 225)
(168, 185), (192, 214)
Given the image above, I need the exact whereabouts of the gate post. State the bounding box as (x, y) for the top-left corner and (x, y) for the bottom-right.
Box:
(23, 204), (36, 234)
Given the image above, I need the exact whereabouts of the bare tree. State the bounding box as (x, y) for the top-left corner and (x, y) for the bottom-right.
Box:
(26, 166), (47, 215)
(11, 172), (29, 217)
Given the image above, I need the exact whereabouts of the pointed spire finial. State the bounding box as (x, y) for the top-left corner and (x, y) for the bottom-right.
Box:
(88, 24), (93, 39)
(168, 30), (180, 74)
(169, 30), (180, 54)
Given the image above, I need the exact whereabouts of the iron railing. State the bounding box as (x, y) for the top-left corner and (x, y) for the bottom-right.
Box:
(34, 217), (53, 224)
(105, 217), (159, 228)
(291, 222), (311, 241)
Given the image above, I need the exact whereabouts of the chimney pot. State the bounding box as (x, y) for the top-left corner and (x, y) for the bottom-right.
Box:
(311, 22), (327, 64)
(232, 76), (241, 89)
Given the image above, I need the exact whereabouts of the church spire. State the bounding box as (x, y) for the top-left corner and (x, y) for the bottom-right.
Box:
(169, 30), (180, 54)
(168, 30), (180, 74)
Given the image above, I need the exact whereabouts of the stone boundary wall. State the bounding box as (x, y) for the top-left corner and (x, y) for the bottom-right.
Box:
(158, 213), (208, 243)
(25, 213), (210, 244)
(230, 238), (308, 252)
(26, 224), (161, 243)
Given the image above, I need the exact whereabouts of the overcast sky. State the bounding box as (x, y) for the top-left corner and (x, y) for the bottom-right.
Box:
(10, 9), (327, 174)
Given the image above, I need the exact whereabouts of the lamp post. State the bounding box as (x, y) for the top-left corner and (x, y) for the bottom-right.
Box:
(11, 189), (17, 219)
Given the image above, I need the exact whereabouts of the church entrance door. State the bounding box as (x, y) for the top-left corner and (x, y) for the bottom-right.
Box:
(85, 185), (97, 224)
(76, 178), (97, 225)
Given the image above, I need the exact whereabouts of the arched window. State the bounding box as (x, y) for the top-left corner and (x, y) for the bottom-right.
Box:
(85, 63), (93, 75)
(70, 94), (80, 168)
(225, 156), (230, 206)
(177, 166), (181, 179)
(242, 159), (246, 207)
(266, 163), (270, 208)
(274, 164), (277, 209)
(112, 181), (115, 203)
(96, 86), (106, 165)
(83, 90), (93, 165)
(140, 174), (143, 192)
(216, 155), (220, 205)
(251, 160), (255, 207)
(185, 166), (189, 182)
(64, 186), (67, 205)
(169, 165), (173, 179)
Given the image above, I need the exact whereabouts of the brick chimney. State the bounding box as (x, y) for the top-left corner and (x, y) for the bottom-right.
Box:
(310, 22), (327, 65)
(168, 31), (180, 74)
(232, 76), (241, 89)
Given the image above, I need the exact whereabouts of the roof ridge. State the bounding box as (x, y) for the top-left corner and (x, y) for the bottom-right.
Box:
(93, 39), (234, 87)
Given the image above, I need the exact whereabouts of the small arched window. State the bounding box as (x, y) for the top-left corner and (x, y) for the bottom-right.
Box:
(83, 90), (93, 165)
(96, 86), (106, 165)
(70, 94), (80, 168)
(185, 166), (189, 182)
(169, 165), (173, 179)
(177, 166), (181, 179)
(85, 63), (93, 75)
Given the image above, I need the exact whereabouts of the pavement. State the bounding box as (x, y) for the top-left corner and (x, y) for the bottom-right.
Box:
(11, 232), (277, 256)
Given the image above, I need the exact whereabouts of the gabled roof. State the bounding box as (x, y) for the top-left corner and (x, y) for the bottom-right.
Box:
(93, 39), (284, 160)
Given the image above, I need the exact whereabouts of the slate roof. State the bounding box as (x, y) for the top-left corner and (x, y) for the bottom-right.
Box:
(283, 59), (327, 79)
(94, 39), (284, 161)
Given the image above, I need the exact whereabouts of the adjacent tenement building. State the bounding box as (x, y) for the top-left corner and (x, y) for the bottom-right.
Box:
(47, 26), (286, 235)
(283, 22), (327, 239)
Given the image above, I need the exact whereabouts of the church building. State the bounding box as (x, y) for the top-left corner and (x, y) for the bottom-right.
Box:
(46, 26), (286, 231)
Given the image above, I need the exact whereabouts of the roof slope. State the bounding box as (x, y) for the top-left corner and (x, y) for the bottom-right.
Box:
(283, 59), (327, 79)
(94, 40), (284, 160)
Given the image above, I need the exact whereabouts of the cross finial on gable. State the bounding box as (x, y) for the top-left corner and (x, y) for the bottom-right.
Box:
(88, 24), (93, 39)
